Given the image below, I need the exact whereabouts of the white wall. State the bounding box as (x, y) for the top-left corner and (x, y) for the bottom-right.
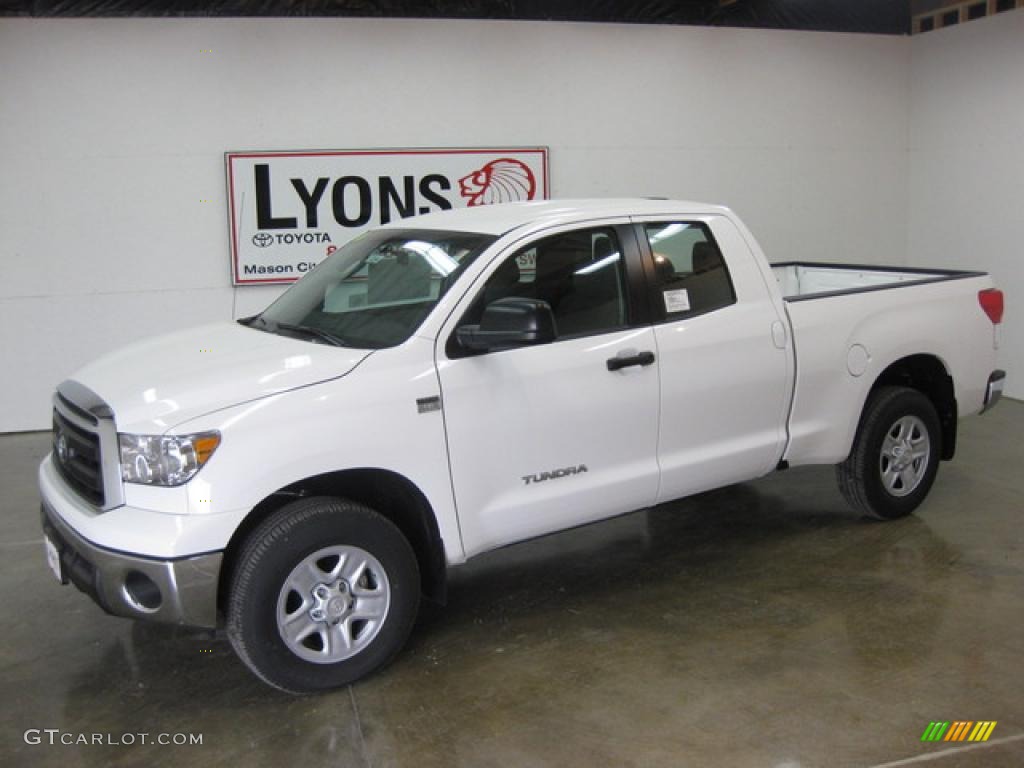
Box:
(908, 11), (1023, 399)
(1, 18), (912, 431)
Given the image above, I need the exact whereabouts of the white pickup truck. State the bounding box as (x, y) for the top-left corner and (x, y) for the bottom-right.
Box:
(40, 199), (1006, 692)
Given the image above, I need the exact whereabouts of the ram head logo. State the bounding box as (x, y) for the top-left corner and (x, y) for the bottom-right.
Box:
(458, 158), (537, 207)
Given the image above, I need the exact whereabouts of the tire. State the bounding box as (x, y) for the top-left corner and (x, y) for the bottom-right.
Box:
(226, 496), (420, 693)
(836, 386), (942, 520)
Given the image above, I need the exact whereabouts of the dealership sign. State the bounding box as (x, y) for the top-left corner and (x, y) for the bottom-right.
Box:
(226, 148), (550, 285)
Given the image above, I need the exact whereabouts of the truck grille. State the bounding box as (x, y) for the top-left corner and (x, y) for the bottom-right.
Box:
(51, 381), (123, 511)
(52, 408), (104, 506)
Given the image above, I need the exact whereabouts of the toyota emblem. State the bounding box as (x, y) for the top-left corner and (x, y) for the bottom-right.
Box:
(56, 432), (69, 465)
(252, 232), (274, 248)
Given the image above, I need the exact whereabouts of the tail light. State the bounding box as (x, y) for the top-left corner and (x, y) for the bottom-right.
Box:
(978, 289), (1004, 324)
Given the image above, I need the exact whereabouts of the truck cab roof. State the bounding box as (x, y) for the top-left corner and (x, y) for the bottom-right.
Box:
(380, 198), (733, 236)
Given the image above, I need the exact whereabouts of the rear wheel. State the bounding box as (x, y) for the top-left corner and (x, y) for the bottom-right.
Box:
(227, 496), (420, 693)
(836, 386), (941, 520)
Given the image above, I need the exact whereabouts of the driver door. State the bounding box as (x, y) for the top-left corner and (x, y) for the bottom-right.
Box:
(436, 222), (661, 558)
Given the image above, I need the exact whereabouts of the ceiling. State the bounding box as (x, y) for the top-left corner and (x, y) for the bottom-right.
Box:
(0, 0), (911, 35)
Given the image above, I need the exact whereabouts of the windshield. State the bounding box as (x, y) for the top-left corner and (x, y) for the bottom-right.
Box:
(249, 229), (496, 349)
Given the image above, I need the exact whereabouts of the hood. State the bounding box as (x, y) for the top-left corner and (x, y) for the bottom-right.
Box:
(71, 322), (372, 433)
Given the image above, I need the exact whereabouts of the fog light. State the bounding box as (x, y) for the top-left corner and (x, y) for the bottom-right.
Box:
(123, 571), (162, 612)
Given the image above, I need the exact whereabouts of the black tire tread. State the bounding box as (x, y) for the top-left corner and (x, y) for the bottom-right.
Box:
(836, 386), (939, 520)
(226, 496), (419, 694)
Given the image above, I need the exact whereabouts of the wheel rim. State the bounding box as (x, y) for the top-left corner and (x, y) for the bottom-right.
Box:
(276, 545), (391, 664)
(879, 414), (930, 498)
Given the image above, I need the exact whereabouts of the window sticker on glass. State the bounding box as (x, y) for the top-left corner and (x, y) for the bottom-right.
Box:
(663, 288), (691, 314)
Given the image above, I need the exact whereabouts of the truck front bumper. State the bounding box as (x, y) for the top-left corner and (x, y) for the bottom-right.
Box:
(41, 502), (222, 629)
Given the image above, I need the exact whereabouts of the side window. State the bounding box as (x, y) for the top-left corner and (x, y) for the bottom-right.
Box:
(645, 222), (735, 318)
(466, 227), (629, 339)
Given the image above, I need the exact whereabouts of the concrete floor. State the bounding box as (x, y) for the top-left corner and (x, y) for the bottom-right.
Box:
(2, 403), (1022, 768)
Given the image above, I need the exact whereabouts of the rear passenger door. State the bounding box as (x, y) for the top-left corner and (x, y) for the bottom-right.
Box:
(638, 216), (792, 503)
(437, 222), (661, 558)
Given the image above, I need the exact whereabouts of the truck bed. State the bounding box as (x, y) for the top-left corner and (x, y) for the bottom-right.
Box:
(776, 261), (996, 467)
(771, 262), (984, 301)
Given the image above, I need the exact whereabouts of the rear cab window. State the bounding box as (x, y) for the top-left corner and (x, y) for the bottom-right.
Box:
(643, 222), (736, 320)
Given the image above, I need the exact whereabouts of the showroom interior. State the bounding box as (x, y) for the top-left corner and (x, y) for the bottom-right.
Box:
(1, 1), (1022, 766)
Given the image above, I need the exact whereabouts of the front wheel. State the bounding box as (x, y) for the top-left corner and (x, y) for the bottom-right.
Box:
(836, 386), (942, 520)
(227, 496), (420, 693)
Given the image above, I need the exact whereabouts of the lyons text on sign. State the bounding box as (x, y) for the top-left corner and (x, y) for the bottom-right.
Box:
(226, 148), (550, 285)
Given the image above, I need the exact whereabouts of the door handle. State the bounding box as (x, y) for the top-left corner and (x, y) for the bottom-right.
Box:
(606, 351), (656, 371)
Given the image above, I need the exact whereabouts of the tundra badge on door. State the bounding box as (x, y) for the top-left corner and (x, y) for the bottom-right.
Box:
(522, 465), (589, 485)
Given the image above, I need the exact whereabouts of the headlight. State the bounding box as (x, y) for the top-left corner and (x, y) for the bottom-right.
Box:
(118, 431), (221, 486)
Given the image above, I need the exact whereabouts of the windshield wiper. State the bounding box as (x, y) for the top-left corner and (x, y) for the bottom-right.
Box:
(272, 321), (348, 347)
(239, 315), (347, 347)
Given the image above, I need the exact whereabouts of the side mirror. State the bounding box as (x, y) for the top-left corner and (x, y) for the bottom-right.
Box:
(456, 297), (557, 351)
